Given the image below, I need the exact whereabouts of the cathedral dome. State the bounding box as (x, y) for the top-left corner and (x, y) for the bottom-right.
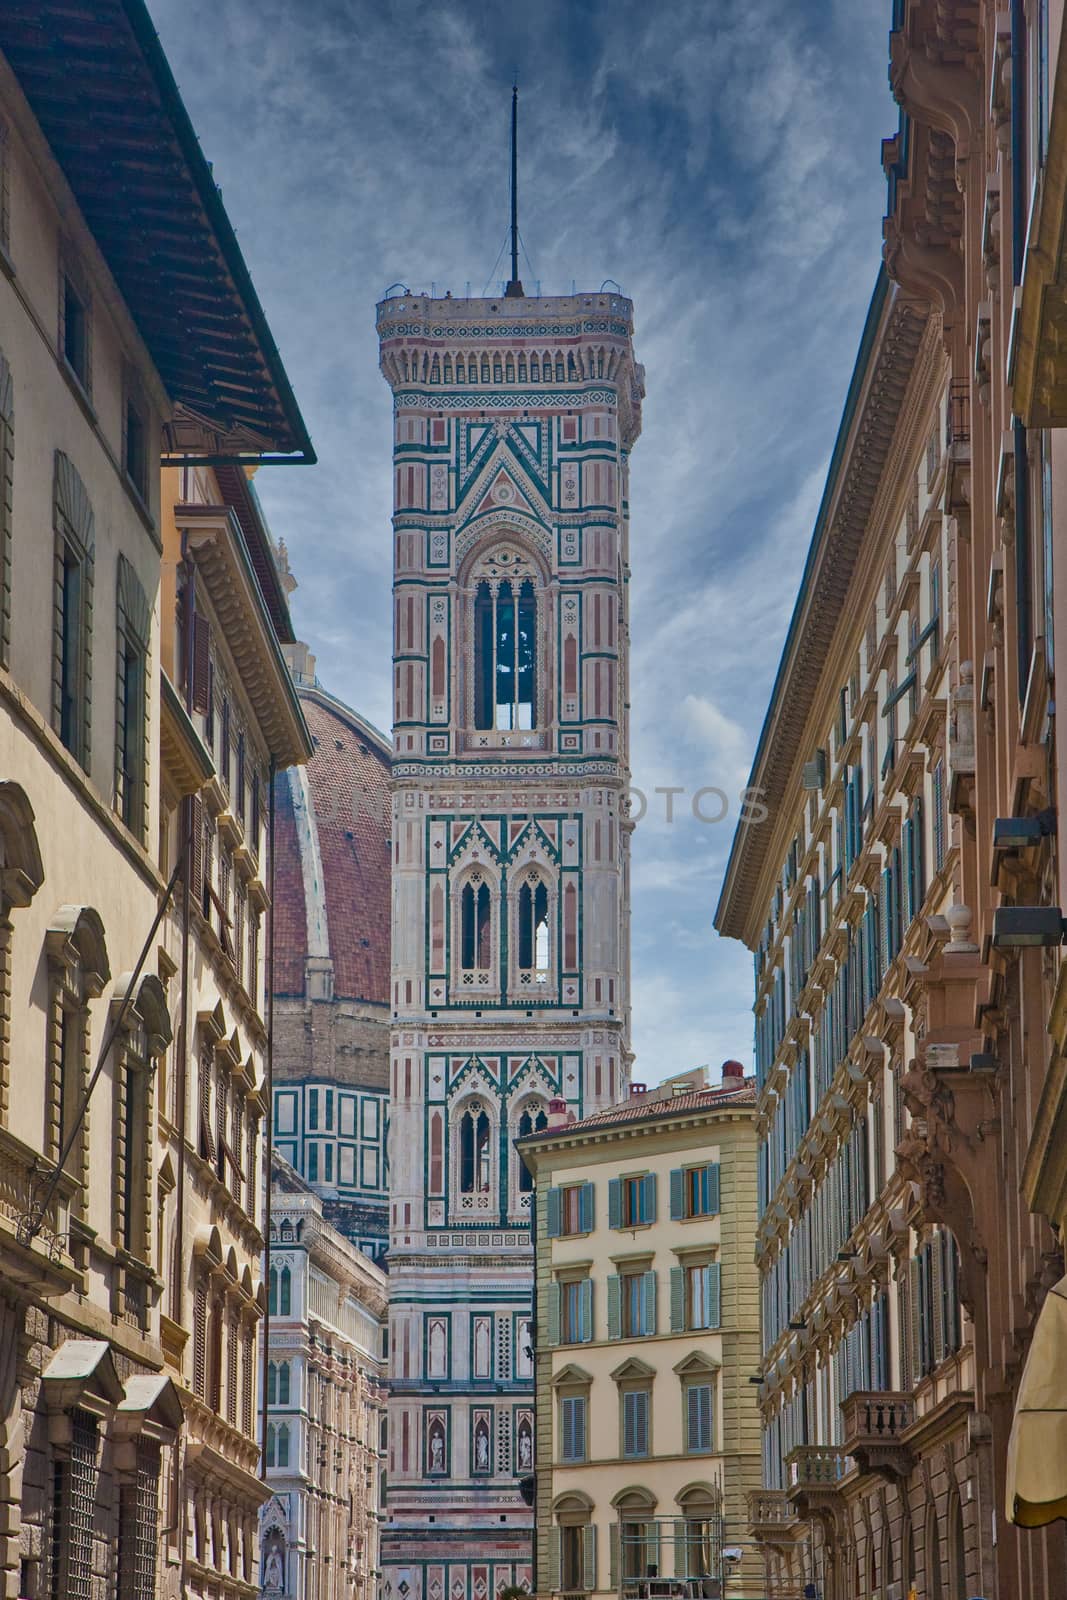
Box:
(273, 685), (391, 1004)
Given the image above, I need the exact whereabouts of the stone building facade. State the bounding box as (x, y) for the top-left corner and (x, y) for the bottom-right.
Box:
(0, 5), (312, 1600)
(717, 2), (1067, 1596)
(261, 1153), (388, 1600)
(271, 594), (392, 1261)
(376, 286), (644, 1600)
(519, 1065), (763, 1600)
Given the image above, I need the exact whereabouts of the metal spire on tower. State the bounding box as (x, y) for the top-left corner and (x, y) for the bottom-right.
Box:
(505, 81), (524, 298)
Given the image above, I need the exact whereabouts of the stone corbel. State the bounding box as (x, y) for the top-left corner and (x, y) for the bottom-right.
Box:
(889, 25), (980, 155)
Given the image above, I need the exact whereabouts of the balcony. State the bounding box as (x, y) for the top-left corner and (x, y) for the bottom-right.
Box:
(841, 1390), (916, 1481)
(746, 1490), (798, 1548)
(945, 376), (970, 514)
(785, 1446), (846, 1519)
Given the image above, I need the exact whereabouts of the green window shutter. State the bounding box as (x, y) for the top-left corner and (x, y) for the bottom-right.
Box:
(548, 1527), (561, 1593)
(610, 1524), (619, 1589)
(582, 1523), (597, 1593)
(646, 1521), (660, 1580)
(708, 1162), (721, 1215)
(669, 1167), (685, 1219)
(547, 1281), (561, 1346)
(608, 1177), (622, 1230)
(687, 1383), (713, 1452)
(931, 1234), (947, 1366)
(673, 1520), (686, 1582)
(579, 1278), (593, 1343)
(669, 1266), (686, 1333)
(579, 1181), (595, 1233)
(607, 1274), (621, 1340)
(907, 1257), (922, 1382)
(643, 1270), (657, 1336)
(641, 1172), (657, 1223)
(708, 1262), (722, 1329)
(546, 1186), (562, 1238)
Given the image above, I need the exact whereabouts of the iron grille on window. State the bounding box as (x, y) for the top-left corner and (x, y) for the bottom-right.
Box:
(118, 1444), (159, 1600)
(52, 1408), (98, 1600)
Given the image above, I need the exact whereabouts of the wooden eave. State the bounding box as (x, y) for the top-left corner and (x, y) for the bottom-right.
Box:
(159, 671), (215, 797)
(1011, 20), (1067, 425)
(715, 274), (929, 946)
(177, 504), (311, 770)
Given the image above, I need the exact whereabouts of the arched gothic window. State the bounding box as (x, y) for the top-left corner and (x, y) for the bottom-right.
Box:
(517, 877), (550, 978)
(459, 1102), (491, 1194)
(269, 1264), (292, 1317)
(474, 577), (537, 730)
(461, 879), (491, 970)
(516, 1101), (548, 1193)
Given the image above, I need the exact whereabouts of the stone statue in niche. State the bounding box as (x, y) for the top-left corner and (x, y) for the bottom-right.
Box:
(475, 1420), (490, 1471)
(263, 1546), (285, 1591)
(473, 1317), (491, 1378)
(427, 1412), (447, 1474)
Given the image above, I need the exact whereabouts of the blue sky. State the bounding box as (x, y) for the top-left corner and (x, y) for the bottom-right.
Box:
(150, 0), (895, 1085)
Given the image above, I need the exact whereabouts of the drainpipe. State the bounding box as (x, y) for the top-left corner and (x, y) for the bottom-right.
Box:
(1012, 0), (1032, 702)
(261, 755), (277, 1479)
(172, 549), (195, 1569)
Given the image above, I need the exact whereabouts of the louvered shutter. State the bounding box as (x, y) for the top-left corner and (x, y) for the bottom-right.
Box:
(607, 1274), (621, 1340)
(191, 613), (211, 713)
(707, 1162), (721, 1215)
(579, 1182), (594, 1233)
(931, 1235), (947, 1366)
(880, 866), (891, 969)
(641, 1172), (657, 1223)
(669, 1167), (685, 1219)
(610, 1524), (619, 1589)
(547, 1527), (561, 1592)
(642, 1270), (657, 1336)
(546, 1187), (562, 1238)
(913, 795), (926, 906)
(547, 1282), (561, 1346)
(582, 1523), (597, 1593)
(645, 1520), (660, 1580)
(579, 1278), (593, 1343)
(608, 1177), (622, 1229)
(708, 1262), (721, 1329)
(908, 1257), (923, 1381)
(670, 1267), (686, 1333)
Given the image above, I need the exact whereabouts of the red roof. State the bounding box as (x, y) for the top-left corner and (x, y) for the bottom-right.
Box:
(272, 687), (392, 1004)
(522, 1081), (757, 1143)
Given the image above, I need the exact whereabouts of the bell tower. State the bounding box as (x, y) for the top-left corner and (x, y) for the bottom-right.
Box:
(378, 278), (643, 1600)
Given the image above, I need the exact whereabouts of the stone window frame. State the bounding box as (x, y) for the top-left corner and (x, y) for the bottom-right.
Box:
(508, 860), (558, 1001)
(110, 974), (171, 1330)
(611, 1356), (655, 1462)
(44, 906), (110, 1233)
(673, 1351), (720, 1457)
(58, 245), (93, 399)
(114, 555), (151, 843)
(449, 1090), (498, 1218)
(0, 782), (45, 1123)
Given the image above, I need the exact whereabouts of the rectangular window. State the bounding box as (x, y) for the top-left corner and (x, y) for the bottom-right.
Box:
(308, 1089), (319, 1131)
(685, 1382), (714, 1453)
(124, 396), (148, 502)
(617, 1173), (655, 1227)
(117, 1443), (159, 1600)
(620, 1270), (655, 1338)
(62, 274), (90, 390)
(671, 1163), (720, 1219)
(307, 1143), (319, 1183)
(560, 1394), (586, 1463)
(59, 540), (85, 758)
(622, 1389), (650, 1458)
(52, 1408), (98, 1600)
(561, 1279), (591, 1344)
(686, 1264), (714, 1330)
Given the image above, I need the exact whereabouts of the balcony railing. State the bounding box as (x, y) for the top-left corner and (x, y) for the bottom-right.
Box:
(786, 1446), (846, 1518)
(841, 1390), (916, 1481)
(746, 1490), (797, 1544)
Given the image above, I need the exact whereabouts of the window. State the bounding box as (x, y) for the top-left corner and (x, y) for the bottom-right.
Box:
(266, 1422), (290, 1471)
(0, 347), (12, 670)
(53, 453), (94, 767)
(459, 1102), (491, 1194)
(559, 1394), (587, 1462)
(460, 876), (492, 971)
(120, 1057), (149, 1259)
(117, 1443), (159, 1600)
(560, 1523), (594, 1593)
(474, 576), (537, 729)
(685, 1382), (714, 1453)
(559, 1278), (593, 1344)
(683, 1262), (720, 1331)
(610, 1269), (656, 1338)
(670, 1163), (720, 1219)
(116, 557), (150, 841)
(547, 1182), (594, 1237)
(517, 874), (550, 978)
(610, 1173), (656, 1228)
(269, 1265), (291, 1318)
(622, 1389), (650, 1458)
(307, 1143), (318, 1183)
(124, 390), (148, 502)
(267, 1360), (291, 1407)
(52, 1408), (99, 1600)
(62, 270), (90, 391)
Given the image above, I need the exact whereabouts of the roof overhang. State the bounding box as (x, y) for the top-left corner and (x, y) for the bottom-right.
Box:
(1011, 21), (1067, 425)
(178, 505), (311, 769)
(714, 272), (929, 946)
(0, 0), (313, 464)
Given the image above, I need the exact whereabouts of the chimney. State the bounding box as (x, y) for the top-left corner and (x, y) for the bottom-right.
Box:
(547, 1097), (573, 1129)
(721, 1060), (745, 1085)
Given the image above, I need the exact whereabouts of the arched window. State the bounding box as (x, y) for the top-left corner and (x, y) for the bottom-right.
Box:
(277, 1360), (290, 1406)
(516, 1101), (547, 1193)
(276, 1422), (290, 1469)
(460, 878), (491, 971)
(459, 1103), (491, 1194)
(517, 877), (550, 979)
(474, 578), (537, 730)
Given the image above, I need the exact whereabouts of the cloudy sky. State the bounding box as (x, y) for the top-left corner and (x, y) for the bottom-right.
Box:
(151, 0), (894, 1086)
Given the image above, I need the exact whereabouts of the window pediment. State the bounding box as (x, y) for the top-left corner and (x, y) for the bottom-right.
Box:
(0, 782), (44, 911)
(551, 1362), (593, 1390)
(673, 1350), (720, 1377)
(46, 904), (109, 996)
(610, 1356), (656, 1384)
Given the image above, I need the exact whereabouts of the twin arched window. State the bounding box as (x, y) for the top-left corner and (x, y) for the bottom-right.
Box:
(460, 879), (492, 970)
(265, 1421), (290, 1469)
(266, 1360), (291, 1407)
(517, 877), (549, 976)
(474, 578), (537, 730)
(269, 1265), (291, 1317)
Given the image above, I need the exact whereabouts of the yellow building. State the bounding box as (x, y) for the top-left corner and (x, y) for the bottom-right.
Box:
(520, 1065), (762, 1600)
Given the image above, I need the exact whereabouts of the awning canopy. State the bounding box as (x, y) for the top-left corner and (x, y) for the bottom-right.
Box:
(1007, 1274), (1067, 1527)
